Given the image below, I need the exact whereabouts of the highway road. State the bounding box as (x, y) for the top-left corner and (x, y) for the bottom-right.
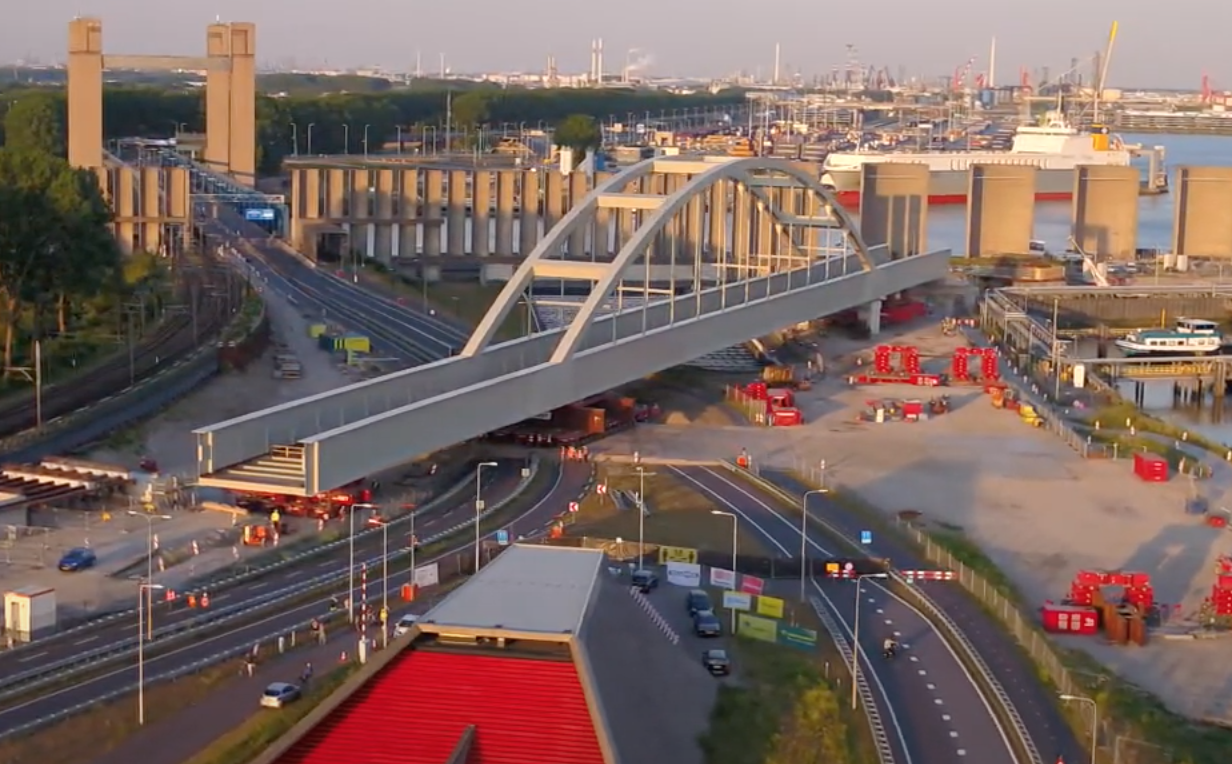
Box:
(0, 459), (591, 734)
(0, 460), (526, 691)
(201, 209), (470, 364)
(673, 465), (1019, 764)
(728, 466), (1086, 764)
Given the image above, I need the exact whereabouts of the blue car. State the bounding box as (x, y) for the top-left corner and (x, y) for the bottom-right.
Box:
(59, 547), (97, 572)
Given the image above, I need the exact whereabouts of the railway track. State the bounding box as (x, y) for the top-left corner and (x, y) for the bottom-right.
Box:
(0, 261), (235, 439)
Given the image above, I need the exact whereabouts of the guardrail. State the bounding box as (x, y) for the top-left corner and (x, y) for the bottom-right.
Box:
(0, 460), (540, 700)
(808, 594), (895, 764)
(726, 462), (1040, 764)
(0, 460), (491, 659)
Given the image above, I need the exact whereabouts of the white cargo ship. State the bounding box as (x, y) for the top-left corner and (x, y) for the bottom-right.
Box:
(820, 112), (1134, 208)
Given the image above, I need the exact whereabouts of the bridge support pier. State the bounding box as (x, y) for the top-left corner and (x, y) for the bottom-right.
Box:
(860, 299), (883, 336)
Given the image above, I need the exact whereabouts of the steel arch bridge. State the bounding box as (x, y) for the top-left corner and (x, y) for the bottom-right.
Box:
(194, 156), (948, 496)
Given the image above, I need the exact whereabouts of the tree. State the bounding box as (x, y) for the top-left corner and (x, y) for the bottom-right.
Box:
(765, 685), (850, 764)
(3, 94), (66, 156)
(554, 114), (602, 157)
(449, 91), (492, 128)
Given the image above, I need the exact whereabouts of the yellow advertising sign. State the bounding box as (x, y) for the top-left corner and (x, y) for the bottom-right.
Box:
(657, 545), (699, 565)
(737, 613), (779, 643)
(756, 595), (785, 619)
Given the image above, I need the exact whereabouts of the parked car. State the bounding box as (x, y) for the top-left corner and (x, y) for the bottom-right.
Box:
(58, 547), (97, 572)
(631, 569), (659, 593)
(693, 609), (722, 637)
(686, 589), (712, 615)
(393, 614), (419, 637)
(702, 649), (731, 676)
(260, 682), (302, 709)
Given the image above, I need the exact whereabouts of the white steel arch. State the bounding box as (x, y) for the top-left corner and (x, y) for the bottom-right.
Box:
(463, 156), (876, 363)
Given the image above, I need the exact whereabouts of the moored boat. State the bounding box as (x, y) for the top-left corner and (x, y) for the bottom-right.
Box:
(1114, 318), (1224, 357)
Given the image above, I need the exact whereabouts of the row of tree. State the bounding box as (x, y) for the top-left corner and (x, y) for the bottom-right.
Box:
(0, 124), (130, 373)
(1, 84), (746, 173)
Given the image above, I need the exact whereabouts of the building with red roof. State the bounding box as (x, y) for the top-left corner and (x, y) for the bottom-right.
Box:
(252, 544), (715, 764)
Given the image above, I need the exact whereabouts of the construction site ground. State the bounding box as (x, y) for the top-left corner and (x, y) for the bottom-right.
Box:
(596, 318), (1232, 723)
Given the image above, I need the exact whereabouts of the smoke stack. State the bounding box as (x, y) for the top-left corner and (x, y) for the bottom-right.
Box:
(596, 38), (604, 85)
(988, 37), (996, 89)
(773, 43), (781, 85)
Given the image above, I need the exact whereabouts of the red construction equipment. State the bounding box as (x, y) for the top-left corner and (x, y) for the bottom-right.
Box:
(1132, 453), (1170, 483)
(1066, 570), (1155, 612)
(874, 345), (921, 375)
(1040, 603), (1099, 635)
(1202, 556), (1232, 617)
(951, 347), (1001, 383)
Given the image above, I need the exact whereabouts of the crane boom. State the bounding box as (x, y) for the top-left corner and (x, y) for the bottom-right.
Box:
(1094, 21), (1118, 124)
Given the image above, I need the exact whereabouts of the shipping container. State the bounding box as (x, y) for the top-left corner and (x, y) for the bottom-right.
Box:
(1132, 453), (1169, 482)
(3, 586), (57, 642)
(1105, 607), (1130, 645)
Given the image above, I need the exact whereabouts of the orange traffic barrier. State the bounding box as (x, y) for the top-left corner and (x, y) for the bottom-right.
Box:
(187, 594), (197, 608)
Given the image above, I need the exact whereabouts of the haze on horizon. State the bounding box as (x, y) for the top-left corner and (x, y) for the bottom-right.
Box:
(1, 0), (1226, 90)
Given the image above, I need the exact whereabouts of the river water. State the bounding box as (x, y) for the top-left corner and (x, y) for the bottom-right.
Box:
(921, 132), (1232, 443)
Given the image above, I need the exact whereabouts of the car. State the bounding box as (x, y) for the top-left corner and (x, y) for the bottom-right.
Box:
(686, 589), (712, 615)
(260, 682), (301, 709)
(631, 569), (658, 593)
(393, 614), (419, 637)
(702, 649), (731, 676)
(58, 547), (97, 572)
(693, 609), (722, 637)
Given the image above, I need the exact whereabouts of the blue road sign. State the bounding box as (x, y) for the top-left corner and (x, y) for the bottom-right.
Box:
(496, 529), (509, 546)
(860, 530), (872, 545)
(244, 207), (276, 221)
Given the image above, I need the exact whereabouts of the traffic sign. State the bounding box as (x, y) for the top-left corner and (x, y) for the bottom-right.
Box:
(496, 529), (510, 546)
(860, 530), (872, 545)
(568, 501), (579, 513)
(243, 207), (275, 221)
(596, 483), (608, 495)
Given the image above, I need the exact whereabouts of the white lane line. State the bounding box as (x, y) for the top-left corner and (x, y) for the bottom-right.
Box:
(318, 561), (333, 568)
(16, 651), (48, 663)
(934, 698), (944, 705)
(867, 598), (876, 604)
(211, 594), (231, 603)
(957, 750), (966, 756)
(950, 731), (959, 738)
(883, 619), (893, 625)
(74, 635), (99, 646)
(918, 669), (926, 676)
(927, 683), (936, 690)
(909, 655), (919, 662)
(249, 582), (268, 591)
(942, 714), (952, 721)
(876, 608), (884, 614)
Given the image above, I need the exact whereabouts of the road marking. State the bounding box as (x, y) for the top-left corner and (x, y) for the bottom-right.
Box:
(212, 594), (231, 603)
(934, 698), (943, 705)
(918, 669), (926, 676)
(909, 655), (919, 662)
(876, 608), (884, 614)
(892, 631), (902, 637)
(883, 619), (892, 625)
(249, 582), (268, 591)
(942, 714), (951, 721)
(16, 651), (48, 663)
(74, 635), (99, 646)
(867, 597), (876, 604)
(927, 683), (935, 690)
(950, 731), (959, 738)
(318, 561), (333, 568)
(957, 750), (966, 756)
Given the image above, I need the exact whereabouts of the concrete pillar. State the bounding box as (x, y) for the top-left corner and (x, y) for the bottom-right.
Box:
(568, 171), (589, 256)
(495, 171), (516, 257)
(204, 24), (232, 175)
(225, 23), (256, 183)
(1071, 165), (1139, 258)
(544, 171), (566, 234)
(472, 171), (492, 257)
(447, 170), (468, 256)
(860, 299), (883, 336)
(326, 169), (346, 220)
(1173, 166), (1232, 258)
(708, 183), (726, 261)
(732, 182), (750, 266)
(422, 169), (443, 257)
(374, 169), (394, 262)
(965, 164), (1036, 257)
(141, 167), (161, 252)
(66, 18), (104, 171)
(593, 171), (614, 257)
(859, 163), (928, 258)
(351, 169), (371, 260)
(398, 169), (419, 259)
(168, 168), (190, 220)
(115, 167), (136, 255)
(519, 171), (539, 256)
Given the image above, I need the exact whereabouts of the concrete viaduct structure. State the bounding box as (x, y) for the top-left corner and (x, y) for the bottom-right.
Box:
(194, 156), (950, 496)
(285, 157), (1232, 268)
(67, 18), (256, 254)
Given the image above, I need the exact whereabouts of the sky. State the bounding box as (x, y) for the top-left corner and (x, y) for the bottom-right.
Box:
(2, 0), (1228, 89)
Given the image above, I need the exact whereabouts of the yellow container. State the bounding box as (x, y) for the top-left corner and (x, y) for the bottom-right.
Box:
(340, 334), (370, 353)
(308, 323), (328, 338)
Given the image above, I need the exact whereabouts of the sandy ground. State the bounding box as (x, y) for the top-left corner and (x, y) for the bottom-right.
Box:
(596, 317), (1232, 723)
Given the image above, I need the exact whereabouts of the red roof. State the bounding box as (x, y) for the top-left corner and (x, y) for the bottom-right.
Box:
(271, 648), (605, 764)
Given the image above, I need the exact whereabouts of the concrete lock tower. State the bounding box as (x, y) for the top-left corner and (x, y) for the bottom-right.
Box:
(67, 17), (256, 182)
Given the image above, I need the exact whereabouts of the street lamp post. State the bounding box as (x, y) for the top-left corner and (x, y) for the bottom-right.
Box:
(348, 505), (358, 622)
(137, 581), (165, 725)
(850, 572), (889, 710)
(801, 489), (828, 603)
(343, 124), (350, 154)
(289, 122), (298, 155)
(474, 461), (498, 572)
(710, 511), (738, 631)
(128, 511), (171, 639)
(307, 123), (315, 155)
(635, 466), (657, 567)
(363, 124), (371, 156)
(1060, 693), (1098, 764)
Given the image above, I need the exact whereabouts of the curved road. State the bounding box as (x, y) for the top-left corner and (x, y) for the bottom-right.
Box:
(0, 460), (527, 688)
(673, 465), (1018, 764)
(0, 459), (590, 733)
(732, 466), (1085, 764)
